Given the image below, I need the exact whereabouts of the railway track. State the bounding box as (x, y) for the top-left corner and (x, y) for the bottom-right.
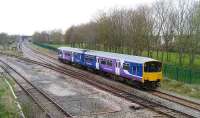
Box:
(151, 90), (200, 112)
(0, 60), (72, 118)
(18, 44), (198, 117)
(28, 44), (200, 114)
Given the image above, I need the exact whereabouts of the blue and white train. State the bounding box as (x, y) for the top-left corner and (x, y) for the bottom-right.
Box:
(58, 47), (163, 88)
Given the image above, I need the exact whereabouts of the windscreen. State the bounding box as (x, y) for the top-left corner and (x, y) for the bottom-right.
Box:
(144, 61), (162, 72)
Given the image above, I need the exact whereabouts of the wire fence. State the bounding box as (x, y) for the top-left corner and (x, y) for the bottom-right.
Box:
(34, 42), (200, 84)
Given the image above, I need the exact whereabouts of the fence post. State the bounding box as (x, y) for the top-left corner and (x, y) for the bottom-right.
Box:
(175, 67), (179, 80)
(189, 69), (192, 84)
(165, 65), (167, 77)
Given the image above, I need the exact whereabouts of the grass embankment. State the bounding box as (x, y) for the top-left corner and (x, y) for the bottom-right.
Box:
(161, 79), (200, 99)
(0, 74), (20, 117)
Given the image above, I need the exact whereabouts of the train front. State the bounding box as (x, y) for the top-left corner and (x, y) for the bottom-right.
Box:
(143, 61), (163, 88)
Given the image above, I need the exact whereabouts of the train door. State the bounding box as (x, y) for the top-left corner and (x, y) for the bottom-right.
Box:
(62, 50), (64, 59)
(96, 56), (99, 70)
(115, 60), (120, 75)
(59, 50), (63, 59)
(71, 52), (74, 62)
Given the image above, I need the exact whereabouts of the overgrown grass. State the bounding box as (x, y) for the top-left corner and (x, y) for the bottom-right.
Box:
(0, 50), (23, 58)
(0, 74), (20, 117)
(161, 79), (200, 99)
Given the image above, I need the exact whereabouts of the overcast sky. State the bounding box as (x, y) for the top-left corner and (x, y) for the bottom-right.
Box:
(0, 0), (155, 35)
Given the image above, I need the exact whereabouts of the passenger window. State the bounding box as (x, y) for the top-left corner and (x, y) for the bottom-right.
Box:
(65, 52), (70, 56)
(123, 63), (130, 70)
(74, 52), (76, 55)
(107, 60), (112, 66)
(101, 59), (106, 65)
(85, 55), (95, 62)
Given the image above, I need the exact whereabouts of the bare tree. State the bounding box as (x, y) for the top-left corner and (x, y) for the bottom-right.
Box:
(0, 33), (8, 50)
(49, 29), (63, 44)
(152, 0), (169, 59)
(187, 1), (200, 65)
(173, 0), (195, 65)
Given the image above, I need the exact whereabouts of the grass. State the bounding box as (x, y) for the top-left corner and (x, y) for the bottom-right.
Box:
(142, 51), (200, 69)
(0, 68), (47, 118)
(0, 74), (20, 118)
(161, 78), (200, 99)
(31, 43), (56, 54)
(0, 50), (23, 57)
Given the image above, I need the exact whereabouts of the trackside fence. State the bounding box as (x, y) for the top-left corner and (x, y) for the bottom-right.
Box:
(33, 42), (58, 52)
(163, 64), (200, 84)
(33, 42), (200, 84)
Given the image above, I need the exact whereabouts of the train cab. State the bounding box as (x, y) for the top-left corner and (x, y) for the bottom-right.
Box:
(143, 61), (163, 88)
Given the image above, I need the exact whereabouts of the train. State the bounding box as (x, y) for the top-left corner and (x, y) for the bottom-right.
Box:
(57, 47), (163, 89)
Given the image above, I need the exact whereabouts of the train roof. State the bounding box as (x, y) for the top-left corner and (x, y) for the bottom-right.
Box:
(85, 50), (157, 64)
(58, 47), (158, 64)
(58, 47), (84, 53)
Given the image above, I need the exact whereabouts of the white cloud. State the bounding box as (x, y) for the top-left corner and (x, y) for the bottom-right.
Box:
(0, 0), (155, 35)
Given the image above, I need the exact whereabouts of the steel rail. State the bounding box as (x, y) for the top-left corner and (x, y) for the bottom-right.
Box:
(0, 60), (73, 118)
(151, 90), (200, 112)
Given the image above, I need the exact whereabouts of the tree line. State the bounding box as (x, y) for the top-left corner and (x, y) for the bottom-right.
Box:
(0, 33), (18, 50)
(32, 29), (64, 44)
(32, 0), (200, 67)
